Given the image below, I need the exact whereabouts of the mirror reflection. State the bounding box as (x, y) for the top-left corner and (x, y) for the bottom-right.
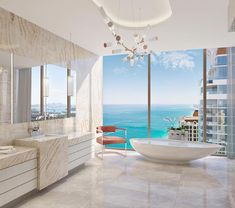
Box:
(12, 55), (76, 123)
(45, 64), (67, 120)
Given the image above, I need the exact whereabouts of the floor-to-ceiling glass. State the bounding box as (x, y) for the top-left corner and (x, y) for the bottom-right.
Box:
(150, 50), (203, 140)
(103, 54), (148, 149)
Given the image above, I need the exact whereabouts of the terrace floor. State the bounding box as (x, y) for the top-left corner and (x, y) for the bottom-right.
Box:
(15, 151), (235, 208)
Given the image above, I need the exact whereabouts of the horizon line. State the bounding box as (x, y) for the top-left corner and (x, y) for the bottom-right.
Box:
(103, 103), (197, 106)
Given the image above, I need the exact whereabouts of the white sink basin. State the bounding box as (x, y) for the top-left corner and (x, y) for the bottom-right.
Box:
(32, 134), (61, 139)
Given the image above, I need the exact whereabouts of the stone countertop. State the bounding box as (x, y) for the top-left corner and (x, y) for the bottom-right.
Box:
(15, 134), (67, 143)
(67, 132), (95, 146)
(14, 132), (95, 147)
(0, 146), (37, 170)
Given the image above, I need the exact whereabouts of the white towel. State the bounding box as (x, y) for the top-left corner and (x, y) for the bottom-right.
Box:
(0, 146), (16, 154)
(0, 146), (14, 150)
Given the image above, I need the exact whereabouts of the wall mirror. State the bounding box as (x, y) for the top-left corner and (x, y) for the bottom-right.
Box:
(12, 55), (76, 123)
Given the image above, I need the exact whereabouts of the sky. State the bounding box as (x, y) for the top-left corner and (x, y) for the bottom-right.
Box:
(103, 49), (203, 105)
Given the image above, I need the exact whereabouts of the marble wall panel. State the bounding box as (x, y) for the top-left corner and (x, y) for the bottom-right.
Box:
(0, 66), (11, 124)
(75, 56), (103, 134)
(0, 7), (103, 145)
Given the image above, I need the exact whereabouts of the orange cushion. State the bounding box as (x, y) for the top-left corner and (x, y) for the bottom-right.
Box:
(96, 136), (126, 145)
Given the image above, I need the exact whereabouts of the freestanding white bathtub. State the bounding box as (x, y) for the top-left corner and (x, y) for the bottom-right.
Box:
(130, 138), (222, 164)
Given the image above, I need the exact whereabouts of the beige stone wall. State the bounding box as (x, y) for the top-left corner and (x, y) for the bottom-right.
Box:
(0, 66), (11, 124)
(0, 118), (75, 145)
(0, 7), (103, 145)
(76, 56), (103, 133)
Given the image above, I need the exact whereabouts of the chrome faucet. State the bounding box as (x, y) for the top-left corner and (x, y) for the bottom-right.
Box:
(28, 123), (41, 136)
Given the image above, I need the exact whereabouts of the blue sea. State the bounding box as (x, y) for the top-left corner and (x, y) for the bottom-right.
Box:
(103, 104), (194, 149)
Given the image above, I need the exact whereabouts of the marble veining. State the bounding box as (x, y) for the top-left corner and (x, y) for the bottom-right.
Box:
(0, 146), (36, 170)
(0, 117), (76, 146)
(0, 7), (96, 65)
(0, 7), (103, 146)
(0, 66), (11, 124)
(12, 151), (235, 208)
(15, 135), (68, 190)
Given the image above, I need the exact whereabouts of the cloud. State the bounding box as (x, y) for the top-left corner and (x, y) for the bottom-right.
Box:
(112, 67), (129, 75)
(152, 51), (196, 71)
(136, 64), (143, 68)
(112, 62), (144, 75)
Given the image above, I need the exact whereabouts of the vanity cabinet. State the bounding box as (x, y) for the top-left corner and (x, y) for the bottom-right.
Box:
(0, 132), (96, 206)
(67, 132), (96, 171)
(0, 147), (37, 207)
(15, 135), (68, 190)
(14, 133), (95, 190)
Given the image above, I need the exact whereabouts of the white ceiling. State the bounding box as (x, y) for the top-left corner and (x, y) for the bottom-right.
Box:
(92, 0), (172, 28)
(0, 0), (234, 56)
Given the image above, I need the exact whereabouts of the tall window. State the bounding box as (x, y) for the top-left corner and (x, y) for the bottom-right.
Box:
(151, 50), (203, 138)
(200, 49), (228, 155)
(103, 54), (147, 149)
(103, 50), (203, 149)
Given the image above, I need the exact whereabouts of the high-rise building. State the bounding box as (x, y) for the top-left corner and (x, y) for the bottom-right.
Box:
(180, 110), (199, 142)
(227, 47), (235, 158)
(199, 48), (228, 155)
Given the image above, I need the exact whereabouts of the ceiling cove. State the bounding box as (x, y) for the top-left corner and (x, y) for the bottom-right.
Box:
(91, 0), (172, 29)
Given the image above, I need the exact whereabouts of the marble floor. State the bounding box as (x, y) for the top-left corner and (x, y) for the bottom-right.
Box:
(14, 151), (235, 208)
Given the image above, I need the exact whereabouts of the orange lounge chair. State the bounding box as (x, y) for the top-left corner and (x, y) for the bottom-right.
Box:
(96, 126), (127, 159)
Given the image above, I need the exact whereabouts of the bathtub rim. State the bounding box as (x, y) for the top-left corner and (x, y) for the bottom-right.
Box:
(130, 138), (223, 149)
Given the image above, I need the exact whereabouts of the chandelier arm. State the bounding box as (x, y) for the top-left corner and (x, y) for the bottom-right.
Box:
(121, 42), (138, 54)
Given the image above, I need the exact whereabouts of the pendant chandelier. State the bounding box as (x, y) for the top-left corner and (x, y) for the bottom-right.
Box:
(93, 0), (172, 66)
(103, 21), (158, 66)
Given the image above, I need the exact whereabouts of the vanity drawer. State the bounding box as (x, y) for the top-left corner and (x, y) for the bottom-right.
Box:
(0, 159), (37, 182)
(0, 159), (37, 207)
(68, 138), (95, 171)
(0, 179), (37, 207)
(0, 168), (37, 195)
(68, 146), (94, 163)
(68, 139), (94, 154)
(68, 154), (92, 171)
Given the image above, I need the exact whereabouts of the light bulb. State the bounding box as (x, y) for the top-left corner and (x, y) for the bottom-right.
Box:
(123, 57), (128, 62)
(134, 56), (138, 62)
(130, 59), (134, 67)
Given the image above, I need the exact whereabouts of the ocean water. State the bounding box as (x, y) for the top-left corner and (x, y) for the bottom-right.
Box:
(103, 104), (194, 149)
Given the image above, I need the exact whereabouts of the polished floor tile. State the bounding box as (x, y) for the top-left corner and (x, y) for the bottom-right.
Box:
(14, 151), (235, 208)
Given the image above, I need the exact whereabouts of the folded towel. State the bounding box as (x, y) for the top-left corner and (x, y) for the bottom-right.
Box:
(0, 146), (14, 150)
(0, 148), (16, 154)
